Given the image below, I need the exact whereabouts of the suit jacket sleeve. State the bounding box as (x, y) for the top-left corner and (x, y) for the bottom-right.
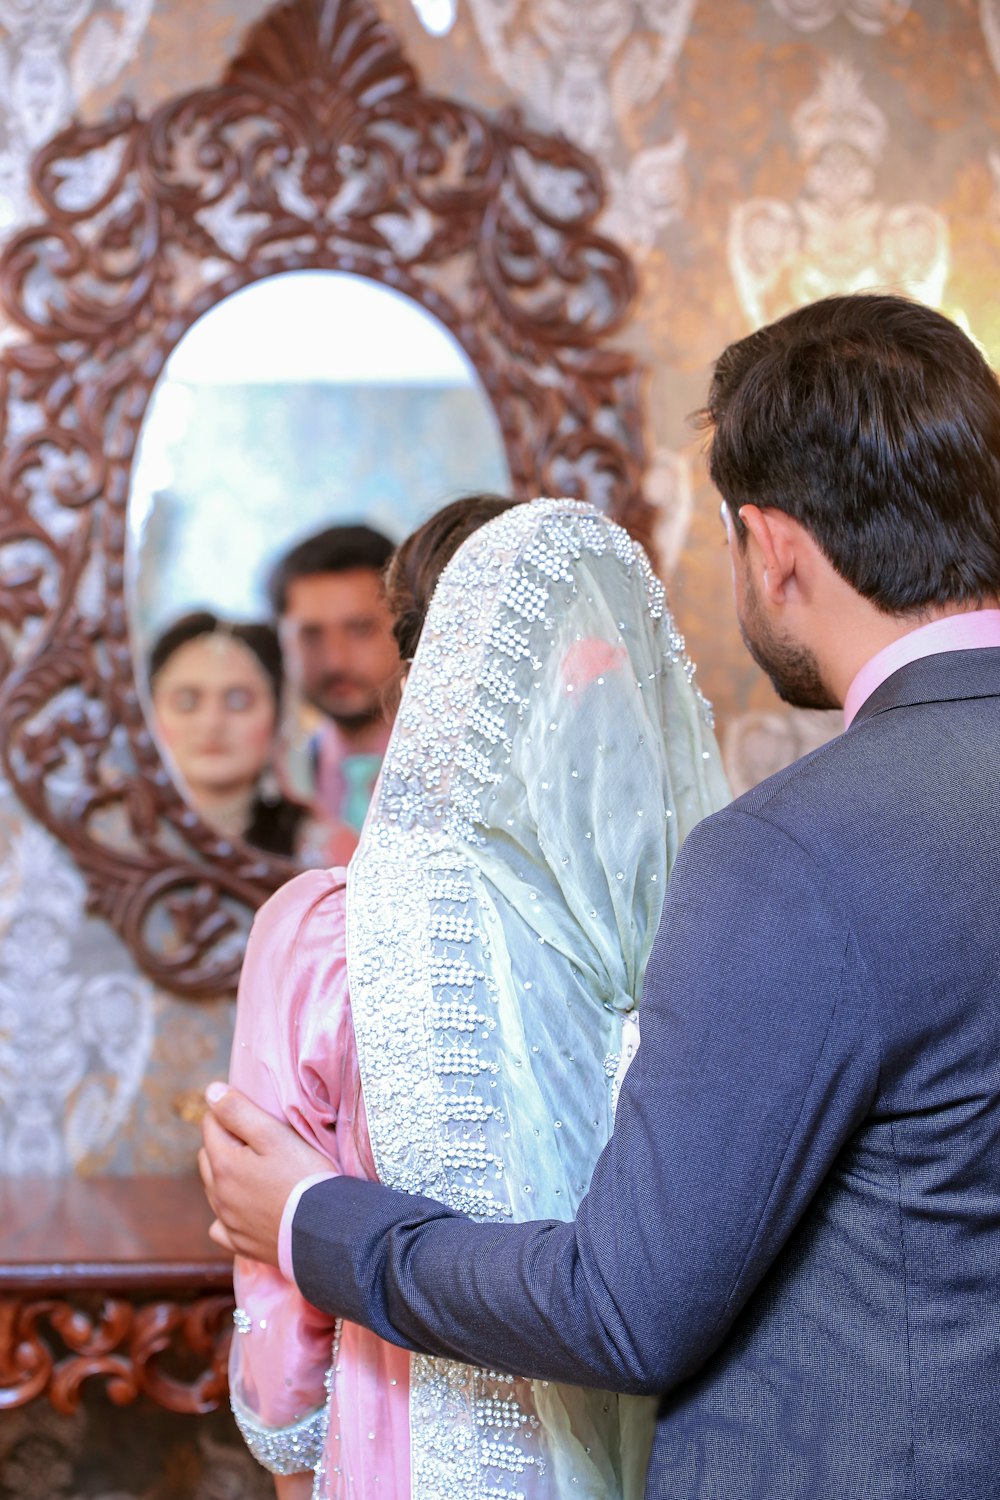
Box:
(292, 806), (881, 1395)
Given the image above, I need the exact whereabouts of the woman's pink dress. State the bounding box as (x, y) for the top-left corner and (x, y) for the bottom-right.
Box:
(229, 867), (412, 1497)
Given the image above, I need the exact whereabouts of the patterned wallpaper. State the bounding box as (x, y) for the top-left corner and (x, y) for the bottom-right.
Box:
(1, 0), (999, 1172)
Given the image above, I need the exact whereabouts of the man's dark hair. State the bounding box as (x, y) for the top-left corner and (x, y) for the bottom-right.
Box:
(267, 524), (396, 616)
(700, 294), (1000, 613)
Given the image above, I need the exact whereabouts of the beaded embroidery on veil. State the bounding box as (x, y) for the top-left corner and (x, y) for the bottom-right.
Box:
(347, 499), (728, 1499)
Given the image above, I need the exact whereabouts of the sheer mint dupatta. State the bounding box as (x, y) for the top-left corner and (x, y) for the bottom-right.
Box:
(347, 500), (729, 1500)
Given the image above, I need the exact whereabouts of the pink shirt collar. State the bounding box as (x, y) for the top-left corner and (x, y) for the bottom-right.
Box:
(843, 608), (1000, 727)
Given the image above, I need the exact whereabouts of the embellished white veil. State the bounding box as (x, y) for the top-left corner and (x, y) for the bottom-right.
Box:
(347, 499), (729, 1499)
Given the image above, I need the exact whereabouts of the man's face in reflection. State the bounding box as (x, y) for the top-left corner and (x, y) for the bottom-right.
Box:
(279, 568), (400, 730)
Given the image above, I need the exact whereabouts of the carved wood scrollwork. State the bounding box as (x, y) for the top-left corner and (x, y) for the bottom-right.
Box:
(0, 1292), (233, 1415)
(0, 0), (648, 995)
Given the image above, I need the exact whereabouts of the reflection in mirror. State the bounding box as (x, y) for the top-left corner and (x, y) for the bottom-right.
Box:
(147, 611), (330, 864)
(128, 271), (511, 861)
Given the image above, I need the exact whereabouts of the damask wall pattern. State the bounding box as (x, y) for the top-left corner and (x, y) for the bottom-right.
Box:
(0, 0), (993, 1170)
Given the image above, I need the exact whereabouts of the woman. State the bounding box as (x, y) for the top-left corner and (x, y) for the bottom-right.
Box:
(227, 498), (729, 1498)
(149, 611), (349, 862)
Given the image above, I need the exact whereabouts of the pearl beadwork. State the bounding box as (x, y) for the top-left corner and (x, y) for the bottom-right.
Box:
(345, 501), (713, 1498)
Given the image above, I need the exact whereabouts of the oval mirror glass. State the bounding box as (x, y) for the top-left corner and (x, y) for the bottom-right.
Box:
(127, 270), (510, 865)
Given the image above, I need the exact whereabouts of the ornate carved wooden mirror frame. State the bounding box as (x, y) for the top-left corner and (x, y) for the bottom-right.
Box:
(0, 0), (649, 996)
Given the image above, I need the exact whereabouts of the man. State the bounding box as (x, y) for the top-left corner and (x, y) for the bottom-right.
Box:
(202, 295), (1000, 1498)
(269, 524), (399, 836)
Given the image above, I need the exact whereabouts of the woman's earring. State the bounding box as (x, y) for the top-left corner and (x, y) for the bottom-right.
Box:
(258, 768), (282, 806)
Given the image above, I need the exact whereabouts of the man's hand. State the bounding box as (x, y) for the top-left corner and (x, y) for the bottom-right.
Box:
(198, 1084), (331, 1265)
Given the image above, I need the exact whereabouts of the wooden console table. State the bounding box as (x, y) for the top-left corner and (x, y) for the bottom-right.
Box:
(0, 1176), (235, 1415)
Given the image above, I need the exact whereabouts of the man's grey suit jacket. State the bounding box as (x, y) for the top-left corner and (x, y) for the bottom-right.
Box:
(293, 648), (1000, 1499)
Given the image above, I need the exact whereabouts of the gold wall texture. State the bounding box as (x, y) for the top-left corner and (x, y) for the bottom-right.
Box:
(1, 0), (998, 1177)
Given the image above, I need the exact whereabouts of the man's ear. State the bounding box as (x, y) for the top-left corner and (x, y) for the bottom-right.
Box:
(737, 505), (798, 604)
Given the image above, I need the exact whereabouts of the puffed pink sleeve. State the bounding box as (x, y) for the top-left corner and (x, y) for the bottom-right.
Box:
(227, 868), (353, 1475)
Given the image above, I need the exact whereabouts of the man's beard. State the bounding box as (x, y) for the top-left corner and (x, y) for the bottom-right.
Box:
(738, 582), (838, 711)
(302, 673), (390, 732)
(308, 695), (387, 733)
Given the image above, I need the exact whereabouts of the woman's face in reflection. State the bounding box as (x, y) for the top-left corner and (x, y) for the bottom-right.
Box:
(152, 634), (277, 802)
